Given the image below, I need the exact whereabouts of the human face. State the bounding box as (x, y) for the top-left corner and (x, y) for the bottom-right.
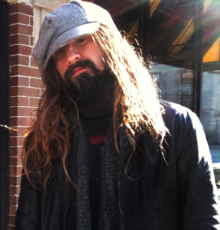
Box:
(52, 35), (105, 79)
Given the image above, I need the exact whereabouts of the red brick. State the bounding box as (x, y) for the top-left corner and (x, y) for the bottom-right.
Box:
(10, 24), (33, 36)
(30, 78), (44, 88)
(9, 204), (17, 215)
(11, 97), (29, 106)
(9, 215), (16, 226)
(10, 176), (22, 187)
(10, 136), (24, 147)
(10, 107), (36, 117)
(10, 137), (17, 147)
(10, 195), (19, 205)
(10, 34), (29, 45)
(10, 156), (22, 167)
(10, 13), (29, 25)
(30, 57), (38, 67)
(10, 117), (29, 126)
(11, 66), (40, 77)
(10, 76), (29, 87)
(10, 45), (32, 55)
(9, 225), (16, 230)
(11, 87), (40, 97)
(10, 3), (33, 16)
(29, 98), (40, 107)
(10, 55), (29, 65)
(10, 147), (22, 156)
(10, 177), (22, 188)
(10, 175), (17, 184)
(30, 16), (33, 26)
(10, 128), (26, 137)
(10, 167), (22, 177)
(30, 36), (34, 46)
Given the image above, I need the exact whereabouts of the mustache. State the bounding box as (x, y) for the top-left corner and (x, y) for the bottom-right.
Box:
(64, 59), (103, 83)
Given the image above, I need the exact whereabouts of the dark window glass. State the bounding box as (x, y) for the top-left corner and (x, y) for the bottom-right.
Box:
(201, 0), (220, 163)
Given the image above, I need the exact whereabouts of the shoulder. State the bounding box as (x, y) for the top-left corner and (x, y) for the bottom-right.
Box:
(160, 100), (199, 133)
(161, 100), (212, 167)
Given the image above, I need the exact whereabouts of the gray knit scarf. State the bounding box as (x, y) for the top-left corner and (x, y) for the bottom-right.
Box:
(76, 119), (120, 230)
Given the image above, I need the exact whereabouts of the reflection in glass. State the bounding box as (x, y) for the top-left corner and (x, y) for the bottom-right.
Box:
(201, 0), (220, 163)
(151, 62), (193, 110)
(200, 70), (220, 163)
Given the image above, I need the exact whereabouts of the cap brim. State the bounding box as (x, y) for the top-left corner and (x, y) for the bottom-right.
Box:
(43, 22), (100, 71)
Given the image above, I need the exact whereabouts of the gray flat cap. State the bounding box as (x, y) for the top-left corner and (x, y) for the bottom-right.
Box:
(33, 0), (120, 84)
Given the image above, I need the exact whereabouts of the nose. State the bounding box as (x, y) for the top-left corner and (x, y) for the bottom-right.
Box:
(66, 47), (81, 65)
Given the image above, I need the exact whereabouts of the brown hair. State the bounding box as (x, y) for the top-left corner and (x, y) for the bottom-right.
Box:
(92, 25), (169, 172)
(21, 58), (71, 187)
(22, 25), (168, 186)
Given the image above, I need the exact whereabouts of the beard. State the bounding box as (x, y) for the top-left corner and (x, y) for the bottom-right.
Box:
(61, 59), (116, 118)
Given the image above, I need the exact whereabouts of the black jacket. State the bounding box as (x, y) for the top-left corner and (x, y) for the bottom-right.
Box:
(14, 101), (220, 230)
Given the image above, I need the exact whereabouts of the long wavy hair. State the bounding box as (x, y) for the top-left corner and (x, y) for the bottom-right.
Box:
(22, 25), (168, 186)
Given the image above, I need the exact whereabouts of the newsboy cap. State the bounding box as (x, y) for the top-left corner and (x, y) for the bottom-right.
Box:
(33, 0), (120, 84)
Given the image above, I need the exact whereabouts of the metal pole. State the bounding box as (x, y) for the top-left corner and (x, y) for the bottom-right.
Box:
(193, 1), (204, 117)
(139, 0), (150, 61)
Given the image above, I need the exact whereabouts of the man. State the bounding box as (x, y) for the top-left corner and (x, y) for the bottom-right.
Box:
(14, 1), (220, 230)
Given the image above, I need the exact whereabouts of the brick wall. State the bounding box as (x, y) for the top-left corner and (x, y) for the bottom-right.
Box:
(9, 2), (44, 229)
